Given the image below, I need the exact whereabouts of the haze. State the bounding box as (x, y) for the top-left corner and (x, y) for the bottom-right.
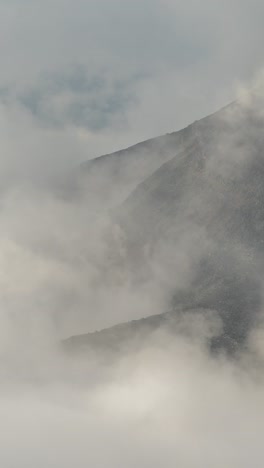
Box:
(1, 1), (264, 467)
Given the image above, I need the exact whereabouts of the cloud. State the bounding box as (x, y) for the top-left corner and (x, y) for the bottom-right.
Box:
(1, 0), (264, 152)
(0, 3), (264, 466)
(1, 313), (264, 468)
(1, 66), (141, 131)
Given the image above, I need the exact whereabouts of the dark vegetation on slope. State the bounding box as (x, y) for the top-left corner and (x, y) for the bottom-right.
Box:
(66, 99), (264, 352)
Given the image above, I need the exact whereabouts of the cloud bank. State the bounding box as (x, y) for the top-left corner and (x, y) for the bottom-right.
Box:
(0, 1), (264, 466)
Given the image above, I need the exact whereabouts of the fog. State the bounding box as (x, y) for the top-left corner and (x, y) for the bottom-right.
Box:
(2, 312), (264, 468)
(1, 0), (264, 465)
(0, 79), (264, 468)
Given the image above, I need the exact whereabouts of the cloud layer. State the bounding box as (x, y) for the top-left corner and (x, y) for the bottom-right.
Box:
(1, 0), (264, 158)
(1, 2), (264, 467)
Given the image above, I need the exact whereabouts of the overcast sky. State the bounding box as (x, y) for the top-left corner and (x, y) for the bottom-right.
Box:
(1, 0), (264, 172)
(2, 6), (264, 466)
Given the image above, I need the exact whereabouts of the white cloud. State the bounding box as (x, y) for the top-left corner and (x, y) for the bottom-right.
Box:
(0, 0), (263, 156)
(0, 3), (263, 466)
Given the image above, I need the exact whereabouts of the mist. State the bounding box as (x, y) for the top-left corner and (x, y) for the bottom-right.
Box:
(0, 79), (263, 468)
(2, 311), (264, 468)
(1, 0), (264, 466)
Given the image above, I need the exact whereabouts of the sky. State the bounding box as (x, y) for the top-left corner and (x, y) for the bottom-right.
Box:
(1, 0), (264, 176)
(0, 0), (263, 334)
(0, 0), (263, 344)
(2, 2), (264, 467)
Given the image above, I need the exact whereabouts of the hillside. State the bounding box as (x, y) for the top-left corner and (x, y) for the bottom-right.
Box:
(67, 97), (264, 351)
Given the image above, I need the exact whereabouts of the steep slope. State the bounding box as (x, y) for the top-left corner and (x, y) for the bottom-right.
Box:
(66, 111), (225, 208)
(116, 99), (264, 345)
(64, 306), (237, 357)
(66, 97), (264, 352)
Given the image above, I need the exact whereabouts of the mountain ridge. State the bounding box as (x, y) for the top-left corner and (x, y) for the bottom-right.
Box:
(68, 102), (235, 208)
(66, 97), (264, 352)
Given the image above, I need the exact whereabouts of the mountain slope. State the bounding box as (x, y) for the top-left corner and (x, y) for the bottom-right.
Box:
(63, 307), (231, 356)
(116, 99), (264, 344)
(67, 97), (264, 351)
(67, 108), (228, 208)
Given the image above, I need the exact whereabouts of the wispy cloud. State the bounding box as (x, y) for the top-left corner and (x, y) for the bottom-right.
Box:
(1, 66), (142, 131)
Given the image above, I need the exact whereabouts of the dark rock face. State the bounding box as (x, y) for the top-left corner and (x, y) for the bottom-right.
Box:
(67, 98), (264, 351)
(115, 101), (264, 346)
(66, 130), (192, 208)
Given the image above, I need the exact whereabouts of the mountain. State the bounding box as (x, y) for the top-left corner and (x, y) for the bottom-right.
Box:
(66, 95), (264, 352)
(66, 116), (218, 208)
(63, 307), (236, 358)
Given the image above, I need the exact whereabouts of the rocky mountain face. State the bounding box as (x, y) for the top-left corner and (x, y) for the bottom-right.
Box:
(67, 120), (209, 209)
(66, 96), (264, 352)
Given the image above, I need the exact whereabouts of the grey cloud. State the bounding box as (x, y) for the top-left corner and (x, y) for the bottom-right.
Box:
(1, 67), (142, 131)
(0, 0), (264, 150)
(0, 3), (264, 464)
